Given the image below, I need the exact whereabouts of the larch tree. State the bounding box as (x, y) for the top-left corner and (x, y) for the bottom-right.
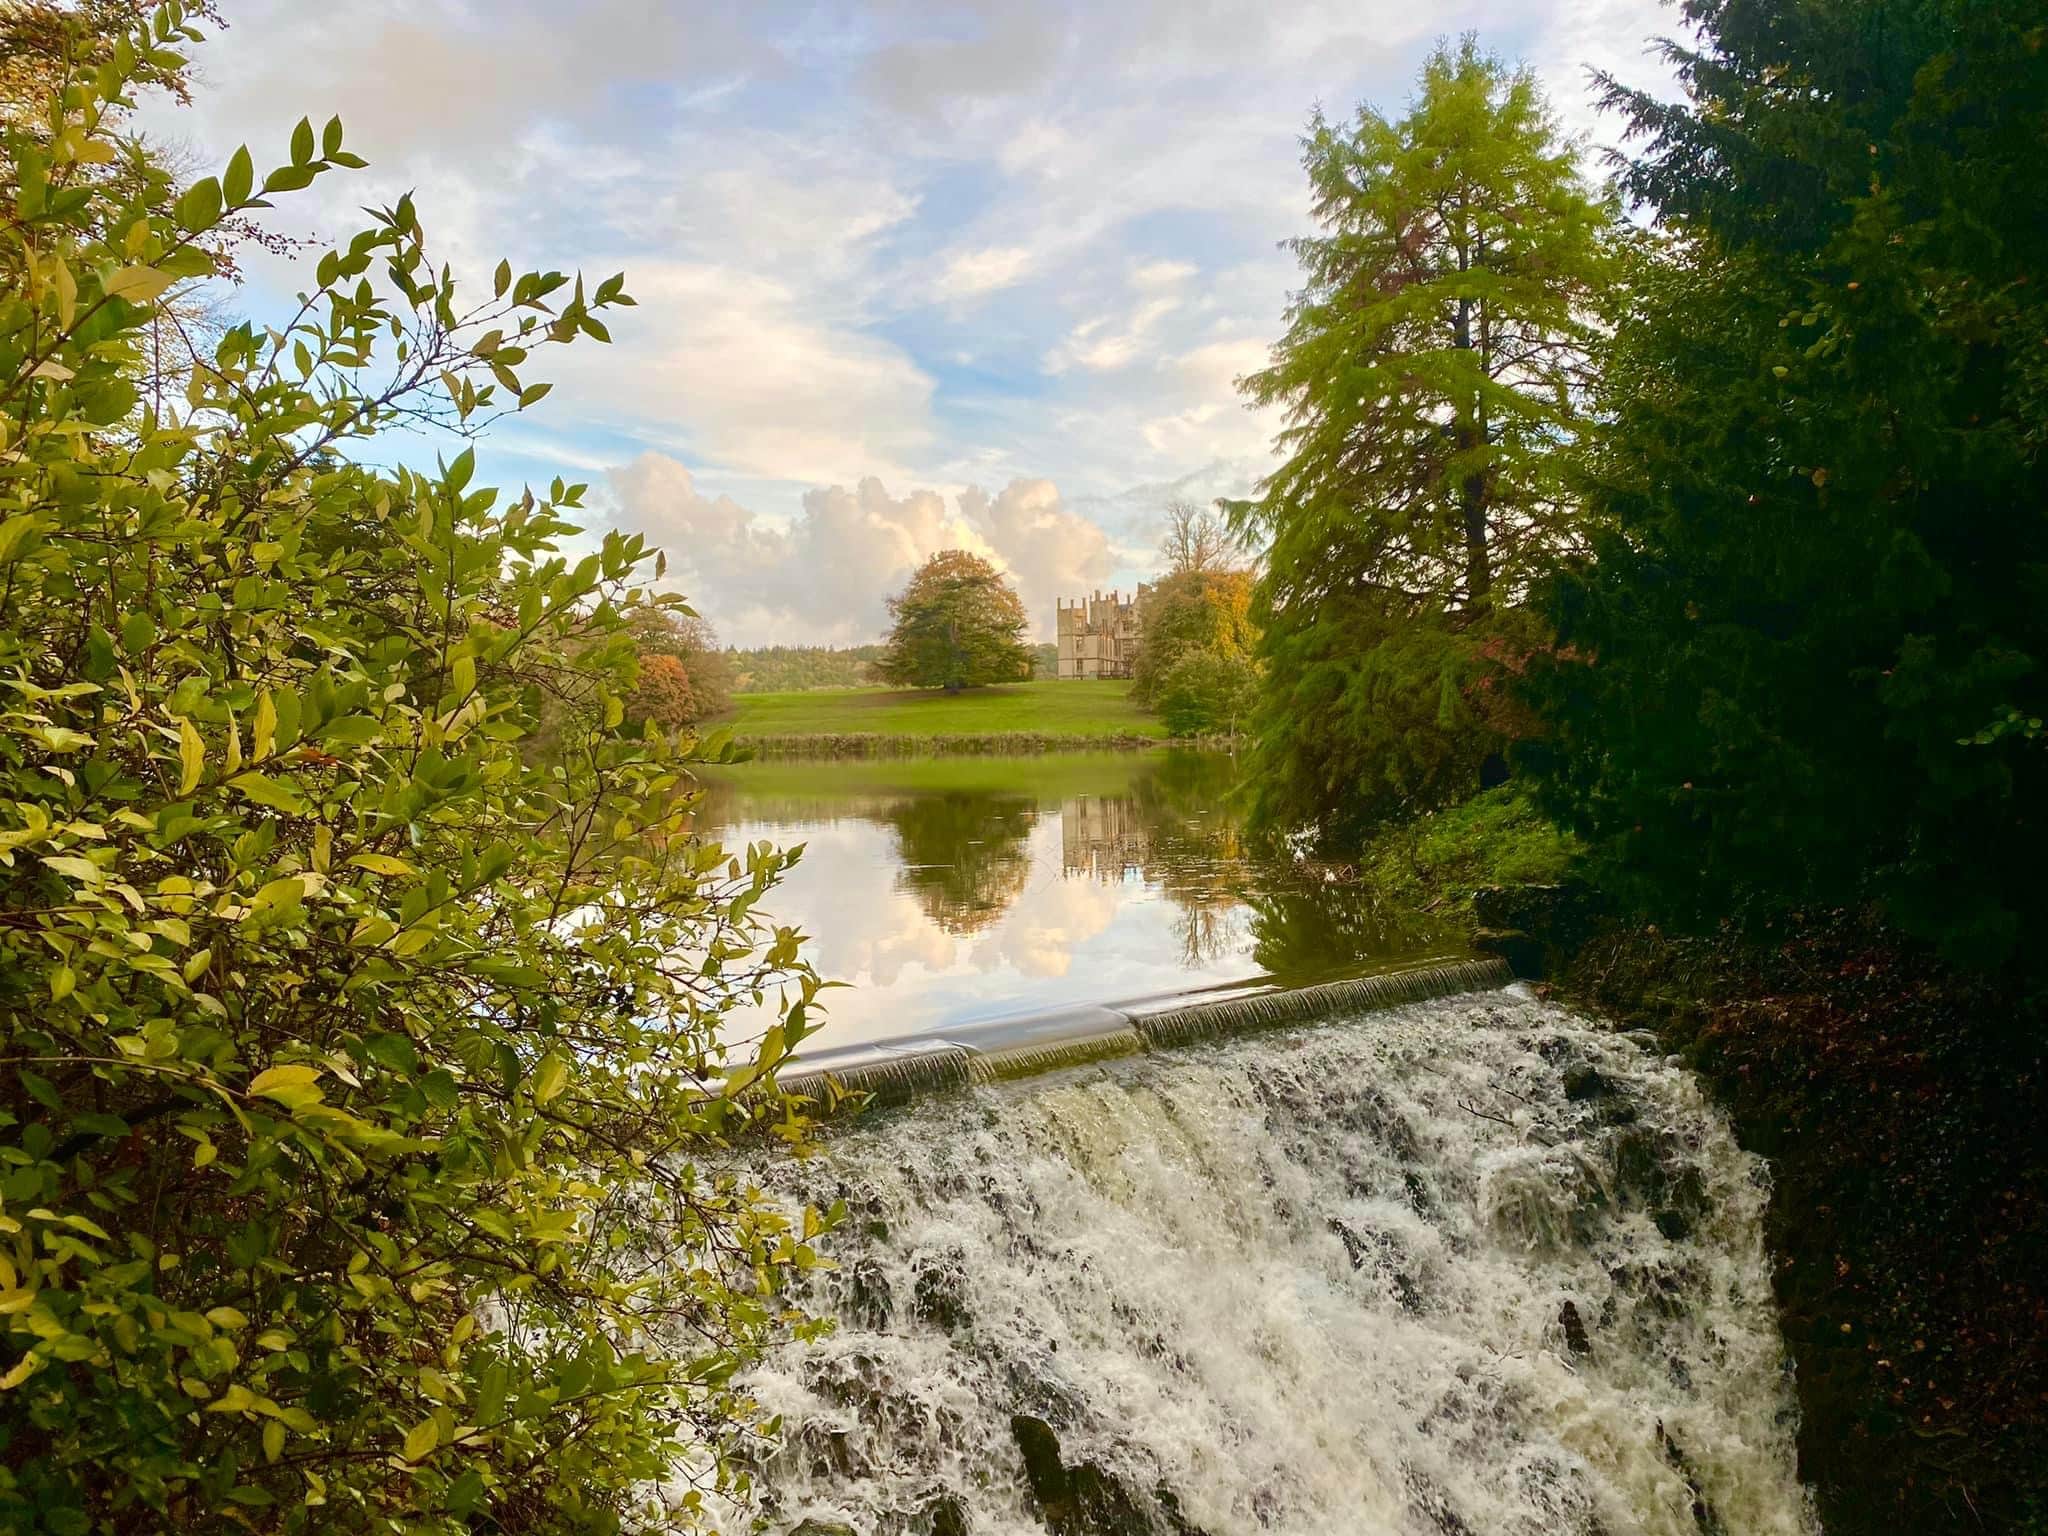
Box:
(876, 550), (1034, 691)
(1231, 38), (1618, 846)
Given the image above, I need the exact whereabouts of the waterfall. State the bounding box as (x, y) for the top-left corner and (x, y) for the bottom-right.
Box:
(719, 985), (1817, 1536)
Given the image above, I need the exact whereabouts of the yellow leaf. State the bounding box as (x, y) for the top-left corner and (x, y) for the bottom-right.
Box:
(178, 717), (204, 795)
(263, 1418), (286, 1463)
(253, 690), (277, 760)
(53, 258), (76, 328)
(224, 714), (243, 776)
(0, 1355), (38, 1390)
(533, 1053), (568, 1106)
(347, 853), (417, 878)
(49, 966), (74, 1002)
(204, 1382), (258, 1414)
(205, 1306), (249, 1330)
(247, 1064), (322, 1104)
(105, 265), (175, 303)
(402, 1418), (439, 1462)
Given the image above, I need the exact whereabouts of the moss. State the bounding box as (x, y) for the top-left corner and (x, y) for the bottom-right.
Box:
(1346, 786), (1579, 925)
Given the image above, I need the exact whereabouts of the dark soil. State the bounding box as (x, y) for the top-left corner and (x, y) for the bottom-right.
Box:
(1554, 914), (2048, 1535)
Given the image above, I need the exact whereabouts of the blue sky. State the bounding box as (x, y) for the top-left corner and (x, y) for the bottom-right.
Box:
(156, 0), (1675, 643)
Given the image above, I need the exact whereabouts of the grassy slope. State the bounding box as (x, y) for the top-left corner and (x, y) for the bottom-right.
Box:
(717, 680), (1165, 741)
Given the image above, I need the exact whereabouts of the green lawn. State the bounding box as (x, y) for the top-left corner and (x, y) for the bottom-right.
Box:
(717, 680), (1164, 741)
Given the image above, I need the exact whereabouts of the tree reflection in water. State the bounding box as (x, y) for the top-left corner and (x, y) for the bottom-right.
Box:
(886, 792), (1036, 935)
(692, 750), (1454, 1019)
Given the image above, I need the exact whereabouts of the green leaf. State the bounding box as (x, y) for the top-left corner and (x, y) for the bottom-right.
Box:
(247, 1064), (323, 1110)
(290, 117), (315, 166)
(174, 176), (222, 231)
(224, 144), (254, 203)
(228, 771), (308, 814)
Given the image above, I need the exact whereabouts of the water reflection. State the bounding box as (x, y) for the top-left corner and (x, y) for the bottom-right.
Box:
(692, 751), (1448, 1049)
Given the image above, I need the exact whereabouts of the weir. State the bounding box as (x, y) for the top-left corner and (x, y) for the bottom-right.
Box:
(777, 954), (1513, 1103)
(719, 971), (1820, 1536)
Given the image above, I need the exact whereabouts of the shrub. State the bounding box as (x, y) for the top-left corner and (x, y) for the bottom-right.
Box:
(0, 11), (826, 1530)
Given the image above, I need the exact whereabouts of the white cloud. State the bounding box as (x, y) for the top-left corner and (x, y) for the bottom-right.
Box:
(606, 455), (1112, 646)
(156, 0), (1674, 612)
(937, 245), (1036, 299)
(554, 262), (936, 486)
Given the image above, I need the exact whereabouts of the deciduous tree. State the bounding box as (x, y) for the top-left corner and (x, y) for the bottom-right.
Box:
(0, 13), (827, 1530)
(876, 550), (1033, 692)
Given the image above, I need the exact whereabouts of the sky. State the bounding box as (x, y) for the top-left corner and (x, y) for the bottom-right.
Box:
(151, 0), (1677, 645)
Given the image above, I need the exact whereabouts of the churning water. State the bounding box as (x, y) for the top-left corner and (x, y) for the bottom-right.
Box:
(725, 984), (1817, 1536)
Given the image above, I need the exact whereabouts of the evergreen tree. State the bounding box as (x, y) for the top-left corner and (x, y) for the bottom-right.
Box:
(1233, 39), (1618, 846)
(1525, 0), (2048, 968)
(876, 550), (1033, 691)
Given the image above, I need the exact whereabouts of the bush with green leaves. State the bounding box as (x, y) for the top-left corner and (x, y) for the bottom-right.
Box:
(0, 8), (828, 1530)
(1154, 651), (1258, 739)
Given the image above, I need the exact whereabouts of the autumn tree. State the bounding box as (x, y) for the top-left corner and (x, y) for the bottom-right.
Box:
(1131, 567), (1256, 705)
(627, 602), (733, 720)
(1158, 498), (1236, 576)
(876, 550), (1033, 692)
(1231, 39), (1618, 846)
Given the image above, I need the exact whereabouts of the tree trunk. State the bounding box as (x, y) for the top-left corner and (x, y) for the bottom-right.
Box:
(1453, 293), (1491, 613)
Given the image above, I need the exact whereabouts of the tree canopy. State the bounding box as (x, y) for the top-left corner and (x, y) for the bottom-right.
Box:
(1523, 0), (2048, 969)
(875, 550), (1033, 692)
(1232, 39), (1619, 844)
(0, 10), (826, 1530)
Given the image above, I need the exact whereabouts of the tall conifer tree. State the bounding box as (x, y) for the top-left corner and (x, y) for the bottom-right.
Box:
(1233, 39), (1617, 846)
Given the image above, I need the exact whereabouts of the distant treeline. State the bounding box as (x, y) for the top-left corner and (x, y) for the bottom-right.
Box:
(725, 644), (885, 692)
(728, 641), (1058, 691)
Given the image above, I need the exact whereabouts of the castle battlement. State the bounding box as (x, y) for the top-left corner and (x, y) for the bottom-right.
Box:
(1054, 586), (1147, 679)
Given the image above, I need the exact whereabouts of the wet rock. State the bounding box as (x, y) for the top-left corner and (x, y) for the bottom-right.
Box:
(791, 1523), (856, 1536)
(1559, 1299), (1593, 1357)
(912, 1253), (970, 1332)
(1009, 1415), (1203, 1536)
(1472, 883), (1598, 950)
(1153, 1485), (1205, 1536)
(1012, 1414), (1068, 1506)
(1405, 1474), (1475, 1534)
(1328, 1218), (1423, 1312)
(1656, 1421), (1729, 1535)
(1562, 1064), (1611, 1102)
(1475, 926), (1545, 978)
(1609, 1126), (1671, 1208)
(846, 1254), (894, 1329)
(921, 1490), (970, 1536)
(1653, 1208), (1694, 1242)
(1067, 1463), (1156, 1535)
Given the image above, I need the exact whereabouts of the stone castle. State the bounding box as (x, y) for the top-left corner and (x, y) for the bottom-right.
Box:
(1054, 587), (1147, 680)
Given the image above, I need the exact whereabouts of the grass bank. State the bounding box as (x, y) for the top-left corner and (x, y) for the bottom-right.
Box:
(717, 680), (1168, 755)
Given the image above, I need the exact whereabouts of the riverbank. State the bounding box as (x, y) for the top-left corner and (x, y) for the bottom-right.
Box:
(717, 680), (1171, 756)
(1543, 914), (2048, 1535)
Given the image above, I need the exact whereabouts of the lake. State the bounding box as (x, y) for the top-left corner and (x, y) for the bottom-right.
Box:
(692, 749), (1456, 1052)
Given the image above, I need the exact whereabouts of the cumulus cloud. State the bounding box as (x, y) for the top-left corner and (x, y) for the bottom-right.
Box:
(937, 245), (1037, 299)
(606, 454), (1113, 646)
(161, 0), (1672, 605)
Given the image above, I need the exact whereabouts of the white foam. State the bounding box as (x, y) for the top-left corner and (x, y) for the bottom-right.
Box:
(714, 991), (1817, 1536)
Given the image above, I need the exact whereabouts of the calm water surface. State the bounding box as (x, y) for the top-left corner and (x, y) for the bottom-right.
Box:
(693, 750), (1452, 1050)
